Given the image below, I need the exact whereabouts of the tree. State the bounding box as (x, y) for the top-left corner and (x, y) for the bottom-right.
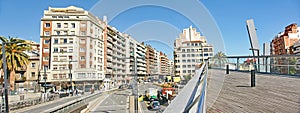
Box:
(0, 36), (31, 91)
(211, 51), (228, 68)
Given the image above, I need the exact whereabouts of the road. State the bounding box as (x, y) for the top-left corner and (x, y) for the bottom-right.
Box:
(90, 89), (131, 113)
(138, 83), (165, 113)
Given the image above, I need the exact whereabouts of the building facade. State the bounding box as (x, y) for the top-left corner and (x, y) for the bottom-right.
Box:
(174, 26), (214, 76)
(160, 52), (169, 75)
(271, 23), (300, 55)
(146, 45), (159, 75)
(40, 6), (105, 90)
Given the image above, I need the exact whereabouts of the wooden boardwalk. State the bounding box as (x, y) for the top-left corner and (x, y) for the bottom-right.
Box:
(206, 69), (300, 113)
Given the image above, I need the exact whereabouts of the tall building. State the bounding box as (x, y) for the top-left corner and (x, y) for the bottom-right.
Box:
(174, 26), (214, 76)
(167, 60), (174, 76)
(271, 23), (300, 55)
(146, 45), (159, 75)
(40, 6), (105, 90)
(103, 25), (127, 86)
(160, 52), (169, 75)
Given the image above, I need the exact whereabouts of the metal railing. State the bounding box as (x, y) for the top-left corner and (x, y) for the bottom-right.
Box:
(164, 63), (207, 113)
(209, 55), (300, 76)
(42, 92), (102, 113)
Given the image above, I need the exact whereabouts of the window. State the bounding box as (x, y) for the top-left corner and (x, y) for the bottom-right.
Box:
(187, 49), (190, 52)
(54, 39), (58, 44)
(52, 16), (57, 18)
(188, 65), (191, 68)
(44, 40), (50, 44)
(31, 63), (36, 68)
(191, 49), (194, 52)
(68, 48), (73, 52)
(187, 59), (191, 62)
(54, 56), (58, 61)
(70, 31), (75, 35)
(71, 23), (75, 28)
(80, 39), (85, 44)
(192, 59), (196, 62)
(44, 31), (50, 36)
(57, 23), (61, 28)
(80, 56), (85, 60)
(182, 49), (185, 52)
(80, 31), (86, 35)
(192, 54), (195, 57)
(182, 54), (186, 57)
(187, 54), (190, 57)
(44, 57), (49, 61)
(183, 65), (186, 68)
(64, 23), (68, 28)
(183, 70), (186, 73)
(80, 47), (85, 52)
(80, 64), (85, 68)
(53, 48), (58, 52)
(80, 23), (86, 28)
(63, 31), (68, 35)
(188, 70), (191, 73)
(56, 31), (60, 35)
(63, 39), (67, 44)
(31, 72), (35, 77)
(44, 48), (49, 52)
(45, 23), (50, 28)
(182, 60), (186, 62)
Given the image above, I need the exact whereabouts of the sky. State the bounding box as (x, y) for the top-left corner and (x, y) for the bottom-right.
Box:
(0, 0), (299, 58)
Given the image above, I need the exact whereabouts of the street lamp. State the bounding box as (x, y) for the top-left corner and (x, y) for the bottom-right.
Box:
(2, 42), (16, 113)
(249, 48), (260, 72)
(43, 65), (47, 93)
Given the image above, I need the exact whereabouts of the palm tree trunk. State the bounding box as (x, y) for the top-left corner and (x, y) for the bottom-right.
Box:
(9, 70), (15, 91)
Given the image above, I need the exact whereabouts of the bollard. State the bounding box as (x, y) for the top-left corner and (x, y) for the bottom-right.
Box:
(226, 64), (229, 74)
(251, 70), (255, 87)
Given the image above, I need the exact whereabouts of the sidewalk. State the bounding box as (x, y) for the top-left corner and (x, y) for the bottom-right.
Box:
(0, 92), (42, 103)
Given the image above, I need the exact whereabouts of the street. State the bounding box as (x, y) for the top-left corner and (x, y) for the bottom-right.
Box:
(90, 89), (131, 113)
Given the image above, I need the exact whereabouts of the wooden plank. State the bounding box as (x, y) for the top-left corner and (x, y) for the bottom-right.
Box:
(206, 69), (300, 113)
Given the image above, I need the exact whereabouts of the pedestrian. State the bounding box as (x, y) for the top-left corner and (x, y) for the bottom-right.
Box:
(75, 89), (78, 96)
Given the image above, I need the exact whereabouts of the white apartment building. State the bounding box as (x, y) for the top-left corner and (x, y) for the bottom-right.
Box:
(174, 26), (214, 76)
(40, 6), (105, 90)
(124, 35), (147, 75)
(167, 60), (174, 76)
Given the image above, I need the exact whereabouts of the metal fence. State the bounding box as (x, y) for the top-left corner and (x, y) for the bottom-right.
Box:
(209, 55), (300, 76)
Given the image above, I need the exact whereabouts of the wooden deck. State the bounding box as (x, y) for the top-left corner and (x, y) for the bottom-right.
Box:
(206, 69), (300, 113)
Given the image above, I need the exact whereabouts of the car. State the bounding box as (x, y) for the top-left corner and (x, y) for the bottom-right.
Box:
(150, 101), (161, 111)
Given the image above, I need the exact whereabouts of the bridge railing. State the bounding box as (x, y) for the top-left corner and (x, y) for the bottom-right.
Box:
(209, 55), (300, 76)
(164, 63), (207, 113)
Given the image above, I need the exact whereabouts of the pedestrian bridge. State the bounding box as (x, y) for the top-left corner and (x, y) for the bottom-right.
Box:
(164, 63), (300, 113)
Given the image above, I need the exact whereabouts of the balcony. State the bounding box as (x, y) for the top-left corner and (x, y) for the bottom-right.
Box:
(15, 76), (26, 83)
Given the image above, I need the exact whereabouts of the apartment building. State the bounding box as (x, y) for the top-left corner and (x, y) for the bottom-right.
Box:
(167, 60), (174, 76)
(160, 52), (169, 75)
(40, 6), (105, 90)
(103, 25), (127, 86)
(271, 23), (300, 55)
(146, 45), (159, 75)
(174, 26), (214, 76)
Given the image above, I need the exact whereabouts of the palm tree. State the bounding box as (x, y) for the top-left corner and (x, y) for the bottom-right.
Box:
(0, 36), (31, 91)
(211, 51), (228, 68)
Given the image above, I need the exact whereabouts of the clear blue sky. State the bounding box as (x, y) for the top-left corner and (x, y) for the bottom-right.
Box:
(0, 0), (299, 58)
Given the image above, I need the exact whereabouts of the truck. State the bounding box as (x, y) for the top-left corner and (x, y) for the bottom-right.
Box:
(148, 88), (158, 99)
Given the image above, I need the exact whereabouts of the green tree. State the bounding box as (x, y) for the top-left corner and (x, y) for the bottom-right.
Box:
(0, 36), (31, 91)
(211, 51), (228, 68)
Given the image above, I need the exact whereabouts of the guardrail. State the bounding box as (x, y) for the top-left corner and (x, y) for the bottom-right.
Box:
(1, 93), (59, 112)
(164, 63), (207, 113)
(42, 92), (102, 113)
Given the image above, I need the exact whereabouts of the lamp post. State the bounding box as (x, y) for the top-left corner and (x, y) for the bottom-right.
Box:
(249, 48), (260, 72)
(2, 42), (16, 113)
(43, 65), (47, 93)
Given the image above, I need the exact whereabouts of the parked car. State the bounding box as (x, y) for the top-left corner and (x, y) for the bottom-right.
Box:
(150, 101), (161, 111)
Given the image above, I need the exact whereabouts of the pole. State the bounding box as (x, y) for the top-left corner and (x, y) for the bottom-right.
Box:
(251, 70), (255, 87)
(134, 56), (138, 113)
(69, 61), (72, 96)
(44, 65), (46, 93)
(2, 42), (9, 113)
